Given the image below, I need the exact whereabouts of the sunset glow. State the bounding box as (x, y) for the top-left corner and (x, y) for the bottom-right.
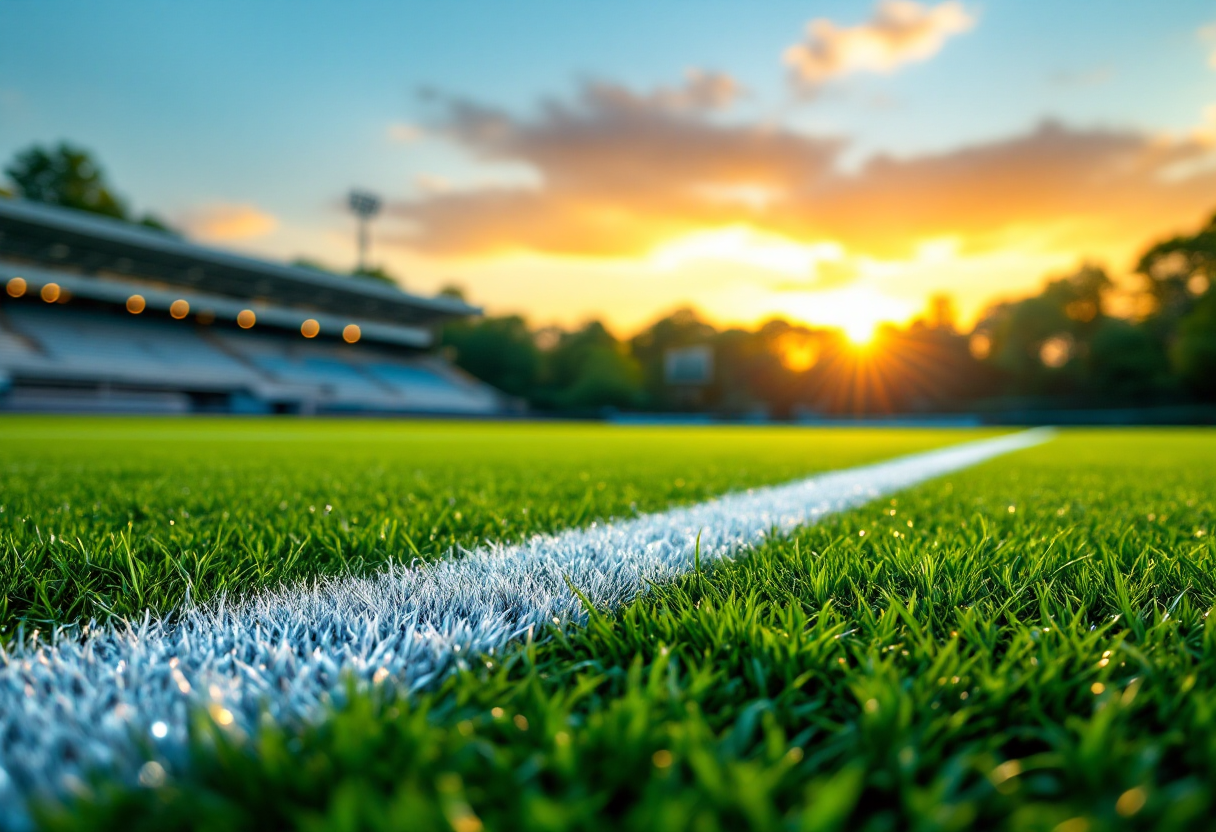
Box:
(3, 2), (1214, 340)
(650, 227), (846, 280)
(782, 286), (917, 342)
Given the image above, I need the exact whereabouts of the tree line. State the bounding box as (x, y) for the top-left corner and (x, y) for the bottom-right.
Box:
(443, 217), (1216, 417)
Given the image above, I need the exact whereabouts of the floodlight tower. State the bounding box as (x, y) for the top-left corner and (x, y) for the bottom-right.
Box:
(348, 189), (382, 273)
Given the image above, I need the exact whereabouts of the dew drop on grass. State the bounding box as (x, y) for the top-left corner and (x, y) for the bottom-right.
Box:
(137, 761), (165, 788)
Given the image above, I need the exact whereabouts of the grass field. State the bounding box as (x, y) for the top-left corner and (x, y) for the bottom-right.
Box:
(0, 417), (976, 632)
(5, 422), (1216, 831)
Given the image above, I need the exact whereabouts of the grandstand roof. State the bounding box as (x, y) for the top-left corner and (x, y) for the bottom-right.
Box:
(0, 198), (478, 325)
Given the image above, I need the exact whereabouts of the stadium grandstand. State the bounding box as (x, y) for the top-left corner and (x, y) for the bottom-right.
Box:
(0, 199), (507, 415)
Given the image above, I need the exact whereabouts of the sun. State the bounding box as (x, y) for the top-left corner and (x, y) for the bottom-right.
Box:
(843, 319), (878, 347)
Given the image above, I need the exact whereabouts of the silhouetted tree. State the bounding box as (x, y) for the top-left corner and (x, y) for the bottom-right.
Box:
(441, 315), (540, 399)
(977, 264), (1118, 400)
(1172, 293), (1216, 400)
(4, 142), (174, 231)
(1136, 213), (1216, 329)
(532, 321), (642, 410)
(6, 143), (127, 218)
(291, 257), (400, 289)
(352, 265), (399, 287)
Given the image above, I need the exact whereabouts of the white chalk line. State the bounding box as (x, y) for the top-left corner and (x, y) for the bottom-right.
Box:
(0, 429), (1051, 822)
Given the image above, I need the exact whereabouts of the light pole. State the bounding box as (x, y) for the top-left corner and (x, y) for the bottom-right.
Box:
(348, 189), (381, 273)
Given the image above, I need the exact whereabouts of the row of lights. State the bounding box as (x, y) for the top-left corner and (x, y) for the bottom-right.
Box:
(5, 276), (362, 343)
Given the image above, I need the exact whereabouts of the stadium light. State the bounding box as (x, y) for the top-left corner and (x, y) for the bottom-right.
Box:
(301, 319), (320, 338)
(342, 324), (361, 344)
(170, 300), (190, 319)
(348, 189), (381, 273)
(41, 283), (60, 303)
(237, 309), (256, 329)
(6, 277), (25, 297)
(127, 295), (146, 314)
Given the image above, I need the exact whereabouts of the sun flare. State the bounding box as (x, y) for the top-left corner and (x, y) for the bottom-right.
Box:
(843, 319), (878, 346)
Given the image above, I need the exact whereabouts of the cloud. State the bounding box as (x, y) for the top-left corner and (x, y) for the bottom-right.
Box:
(593, 69), (744, 113)
(1202, 23), (1216, 69)
(1047, 66), (1114, 88)
(182, 203), (278, 242)
(414, 174), (451, 195)
(387, 122), (424, 143)
(1196, 104), (1216, 146)
(392, 80), (1216, 276)
(397, 80), (840, 256)
(784, 1), (975, 87)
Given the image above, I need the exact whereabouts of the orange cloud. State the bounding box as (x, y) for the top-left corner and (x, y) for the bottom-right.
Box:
(396, 82), (839, 256)
(393, 82), (1216, 281)
(784, 1), (975, 87)
(183, 203), (278, 242)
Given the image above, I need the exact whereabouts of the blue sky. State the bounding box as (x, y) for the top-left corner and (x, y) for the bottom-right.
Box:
(3, 1), (1215, 333)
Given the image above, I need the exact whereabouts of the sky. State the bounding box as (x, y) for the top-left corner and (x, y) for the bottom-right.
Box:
(2, 0), (1216, 338)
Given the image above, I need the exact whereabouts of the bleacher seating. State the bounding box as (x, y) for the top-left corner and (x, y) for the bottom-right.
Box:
(366, 362), (501, 412)
(0, 198), (504, 416)
(0, 303), (502, 414)
(2, 305), (262, 389)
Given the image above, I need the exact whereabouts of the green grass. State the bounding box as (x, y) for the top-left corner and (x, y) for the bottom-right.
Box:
(28, 428), (1216, 832)
(0, 417), (975, 632)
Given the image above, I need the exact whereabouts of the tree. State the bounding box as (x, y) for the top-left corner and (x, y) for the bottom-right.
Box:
(441, 315), (540, 398)
(290, 257), (334, 273)
(1136, 213), (1216, 327)
(291, 257), (400, 289)
(1086, 318), (1171, 403)
(975, 263), (1122, 400)
(1171, 293), (1216, 400)
(5, 142), (129, 218)
(352, 265), (399, 288)
(540, 322), (642, 410)
(4, 142), (175, 232)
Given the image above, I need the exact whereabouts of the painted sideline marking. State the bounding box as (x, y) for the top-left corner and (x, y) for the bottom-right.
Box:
(0, 429), (1050, 819)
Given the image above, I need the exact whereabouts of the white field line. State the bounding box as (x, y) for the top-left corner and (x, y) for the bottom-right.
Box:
(0, 429), (1050, 818)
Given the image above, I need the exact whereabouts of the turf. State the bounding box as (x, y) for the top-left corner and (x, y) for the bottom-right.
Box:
(27, 428), (1216, 832)
(0, 417), (974, 633)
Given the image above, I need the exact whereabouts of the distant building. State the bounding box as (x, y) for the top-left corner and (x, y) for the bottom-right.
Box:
(663, 344), (713, 386)
(0, 199), (505, 415)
